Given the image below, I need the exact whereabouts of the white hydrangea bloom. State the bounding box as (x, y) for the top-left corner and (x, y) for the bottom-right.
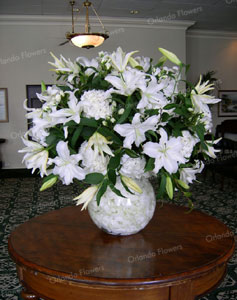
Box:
(180, 131), (199, 160)
(79, 141), (108, 175)
(80, 89), (114, 120)
(120, 154), (150, 179)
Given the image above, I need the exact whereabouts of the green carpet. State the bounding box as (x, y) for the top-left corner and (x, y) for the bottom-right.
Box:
(0, 173), (236, 300)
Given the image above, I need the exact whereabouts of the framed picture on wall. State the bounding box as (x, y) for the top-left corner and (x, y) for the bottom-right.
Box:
(26, 84), (51, 128)
(0, 88), (9, 122)
(218, 90), (237, 117)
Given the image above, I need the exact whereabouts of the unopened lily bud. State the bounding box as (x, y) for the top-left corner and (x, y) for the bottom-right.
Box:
(118, 108), (125, 115)
(121, 175), (142, 194)
(40, 175), (58, 192)
(158, 48), (182, 66)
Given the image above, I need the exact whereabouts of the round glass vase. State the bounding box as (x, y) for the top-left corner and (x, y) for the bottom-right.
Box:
(88, 178), (156, 236)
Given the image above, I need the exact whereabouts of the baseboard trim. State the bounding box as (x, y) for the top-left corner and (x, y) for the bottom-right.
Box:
(0, 168), (40, 178)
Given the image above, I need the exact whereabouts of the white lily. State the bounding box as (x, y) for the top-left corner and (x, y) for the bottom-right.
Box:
(87, 132), (114, 161)
(134, 56), (151, 72)
(76, 57), (99, 76)
(138, 76), (167, 110)
(50, 91), (81, 124)
(48, 52), (67, 70)
(204, 138), (221, 159)
(105, 68), (146, 96)
(143, 128), (186, 174)
(110, 47), (139, 72)
(36, 85), (64, 109)
(74, 185), (99, 210)
(180, 160), (204, 185)
(49, 52), (80, 82)
(114, 113), (159, 149)
(191, 76), (221, 115)
(19, 135), (49, 177)
(49, 141), (85, 185)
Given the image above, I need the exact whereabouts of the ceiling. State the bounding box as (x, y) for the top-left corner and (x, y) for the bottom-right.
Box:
(0, 0), (237, 32)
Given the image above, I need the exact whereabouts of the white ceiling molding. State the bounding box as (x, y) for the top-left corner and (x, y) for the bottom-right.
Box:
(0, 15), (195, 30)
(187, 29), (237, 39)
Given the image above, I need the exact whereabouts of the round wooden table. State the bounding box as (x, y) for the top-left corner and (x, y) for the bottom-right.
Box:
(8, 204), (235, 300)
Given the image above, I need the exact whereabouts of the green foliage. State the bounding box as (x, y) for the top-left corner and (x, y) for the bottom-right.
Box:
(84, 173), (104, 185)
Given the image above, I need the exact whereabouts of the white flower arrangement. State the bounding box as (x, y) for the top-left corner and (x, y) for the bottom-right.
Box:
(19, 47), (221, 211)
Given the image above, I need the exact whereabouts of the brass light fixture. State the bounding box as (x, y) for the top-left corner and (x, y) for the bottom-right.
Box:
(66, 0), (109, 49)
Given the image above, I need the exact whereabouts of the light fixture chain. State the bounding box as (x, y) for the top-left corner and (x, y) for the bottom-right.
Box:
(91, 4), (106, 32)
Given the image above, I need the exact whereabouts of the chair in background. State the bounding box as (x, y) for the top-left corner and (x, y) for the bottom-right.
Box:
(206, 119), (237, 190)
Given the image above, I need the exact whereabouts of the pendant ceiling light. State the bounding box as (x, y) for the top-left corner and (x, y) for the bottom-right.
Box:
(66, 0), (109, 49)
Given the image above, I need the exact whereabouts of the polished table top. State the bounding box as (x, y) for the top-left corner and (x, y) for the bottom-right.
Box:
(8, 203), (235, 287)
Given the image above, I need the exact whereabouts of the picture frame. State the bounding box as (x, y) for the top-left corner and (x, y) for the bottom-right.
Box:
(0, 88), (9, 122)
(218, 90), (237, 117)
(26, 84), (51, 129)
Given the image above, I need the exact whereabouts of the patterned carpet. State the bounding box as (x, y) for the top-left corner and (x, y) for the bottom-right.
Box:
(0, 172), (236, 300)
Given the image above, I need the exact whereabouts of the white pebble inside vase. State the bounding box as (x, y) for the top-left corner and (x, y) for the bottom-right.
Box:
(88, 178), (156, 235)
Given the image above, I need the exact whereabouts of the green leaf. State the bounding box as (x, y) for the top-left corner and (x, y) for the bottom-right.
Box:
(201, 141), (208, 151)
(146, 130), (158, 142)
(164, 103), (177, 110)
(124, 148), (140, 158)
(108, 153), (121, 170)
(144, 109), (159, 116)
(97, 127), (123, 145)
(161, 112), (170, 122)
(109, 182), (126, 198)
(41, 81), (46, 92)
(96, 180), (108, 206)
(157, 174), (166, 199)
(45, 128), (64, 146)
(174, 107), (187, 116)
(117, 96), (133, 124)
(184, 97), (192, 108)
(193, 123), (205, 142)
(144, 157), (155, 172)
(107, 169), (116, 185)
(166, 176), (173, 199)
(84, 173), (104, 185)
(80, 117), (98, 128)
(81, 127), (96, 140)
(71, 125), (83, 148)
(183, 191), (192, 198)
(65, 120), (77, 127)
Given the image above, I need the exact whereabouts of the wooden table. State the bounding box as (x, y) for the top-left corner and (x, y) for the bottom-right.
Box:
(8, 204), (235, 300)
